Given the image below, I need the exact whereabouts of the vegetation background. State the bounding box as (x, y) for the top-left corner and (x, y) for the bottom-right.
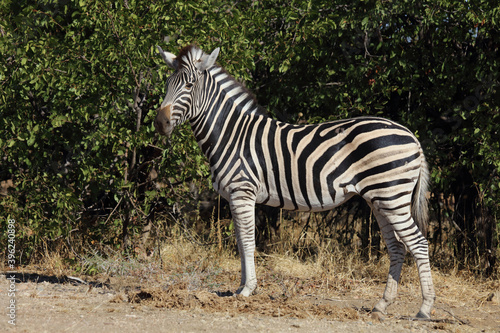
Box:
(1, 0), (499, 278)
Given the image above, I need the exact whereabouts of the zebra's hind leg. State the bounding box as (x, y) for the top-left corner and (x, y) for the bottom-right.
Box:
(406, 229), (435, 318)
(373, 210), (435, 318)
(229, 192), (257, 297)
(372, 214), (406, 315)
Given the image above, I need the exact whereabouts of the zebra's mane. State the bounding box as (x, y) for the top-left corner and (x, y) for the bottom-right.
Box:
(216, 68), (268, 117)
(177, 45), (268, 117)
(176, 44), (203, 69)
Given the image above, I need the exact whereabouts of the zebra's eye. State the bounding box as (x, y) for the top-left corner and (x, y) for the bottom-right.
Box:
(185, 82), (193, 90)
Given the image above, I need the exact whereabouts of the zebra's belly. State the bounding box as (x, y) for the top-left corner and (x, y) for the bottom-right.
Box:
(256, 187), (357, 212)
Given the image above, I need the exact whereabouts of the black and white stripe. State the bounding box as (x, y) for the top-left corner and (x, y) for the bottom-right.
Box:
(155, 45), (435, 318)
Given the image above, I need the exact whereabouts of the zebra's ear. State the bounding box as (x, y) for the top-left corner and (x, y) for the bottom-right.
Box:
(197, 47), (220, 72)
(157, 46), (178, 69)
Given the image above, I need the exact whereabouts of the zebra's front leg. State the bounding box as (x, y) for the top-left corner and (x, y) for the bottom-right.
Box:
(229, 192), (257, 297)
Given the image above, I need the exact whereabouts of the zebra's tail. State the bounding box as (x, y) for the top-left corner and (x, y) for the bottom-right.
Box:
(412, 154), (430, 238)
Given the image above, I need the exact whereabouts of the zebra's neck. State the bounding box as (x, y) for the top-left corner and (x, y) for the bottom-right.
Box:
(189, 66), (277, 161)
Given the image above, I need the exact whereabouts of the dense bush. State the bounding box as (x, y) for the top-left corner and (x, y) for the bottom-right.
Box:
(1, 1), (498, 272)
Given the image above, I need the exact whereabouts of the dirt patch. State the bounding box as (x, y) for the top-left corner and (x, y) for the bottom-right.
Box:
(124, 284), (359, 321)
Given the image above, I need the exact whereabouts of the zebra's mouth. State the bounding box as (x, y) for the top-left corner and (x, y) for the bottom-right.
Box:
(155, 105), (174, 136)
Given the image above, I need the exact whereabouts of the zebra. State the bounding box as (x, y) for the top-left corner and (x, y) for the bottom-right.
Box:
(154, 45), (435, 318)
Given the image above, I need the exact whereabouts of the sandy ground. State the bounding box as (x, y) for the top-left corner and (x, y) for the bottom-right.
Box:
(1, 271), (499, 333)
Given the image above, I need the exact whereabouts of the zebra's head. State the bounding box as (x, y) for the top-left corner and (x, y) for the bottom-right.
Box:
(155, 45), (220, 137)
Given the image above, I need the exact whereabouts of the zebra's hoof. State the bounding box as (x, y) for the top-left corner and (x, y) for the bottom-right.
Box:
(235, 286), (253, 297)
(371, 300), (389, 316)
(371, 307), (385, 315)
(416, 310), (431, 319)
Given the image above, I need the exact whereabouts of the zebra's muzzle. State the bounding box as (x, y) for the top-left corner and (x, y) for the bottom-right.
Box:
(155, 104), (173, 137)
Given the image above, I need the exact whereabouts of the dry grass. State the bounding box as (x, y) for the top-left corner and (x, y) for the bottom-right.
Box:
(13, 219), (498, 297)
(162, 229), (498, 308)
(7, 215), (498, 318)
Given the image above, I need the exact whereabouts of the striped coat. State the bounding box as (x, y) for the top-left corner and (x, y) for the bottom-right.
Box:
(155, 45), (435, 318)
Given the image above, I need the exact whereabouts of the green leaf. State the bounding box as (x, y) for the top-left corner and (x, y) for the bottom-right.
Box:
(51, 115), (68, 128)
